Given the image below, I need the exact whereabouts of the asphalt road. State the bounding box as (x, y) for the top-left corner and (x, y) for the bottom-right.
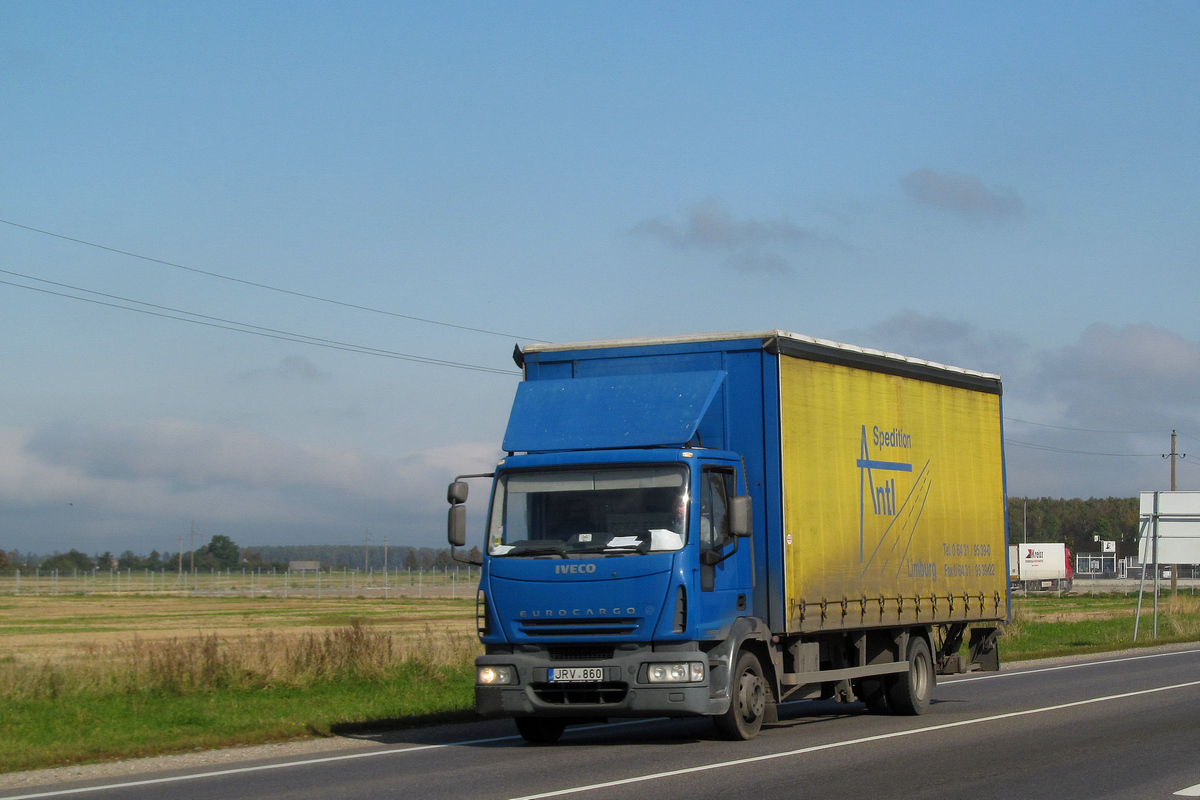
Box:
(7, 647), (1200, 800)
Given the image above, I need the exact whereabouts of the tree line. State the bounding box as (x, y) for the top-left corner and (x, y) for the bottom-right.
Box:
(1007, 496), (1140, 556)
(247, 544), (480, 571)
(0, 536), (481, 573)
(1, 535), (255, 573)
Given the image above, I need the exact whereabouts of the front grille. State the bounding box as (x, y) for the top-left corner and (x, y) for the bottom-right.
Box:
(547, 645), (616, 661)
(532, 682), (628, 705)
(518, 618), (640, 637)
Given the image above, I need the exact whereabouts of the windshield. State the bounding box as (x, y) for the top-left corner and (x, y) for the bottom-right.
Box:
(488, 466), (688, 557)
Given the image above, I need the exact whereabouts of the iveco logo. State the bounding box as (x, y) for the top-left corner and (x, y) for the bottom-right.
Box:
(554, 564), (597, 574)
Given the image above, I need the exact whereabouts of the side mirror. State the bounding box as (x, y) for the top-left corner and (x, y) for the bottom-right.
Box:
(448, 504), (467, 547)
(729, 495), (752, 537)
(447, 481), (469, 505)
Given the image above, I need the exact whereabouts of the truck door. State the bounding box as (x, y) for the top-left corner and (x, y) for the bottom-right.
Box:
(697, 465), (751, 633)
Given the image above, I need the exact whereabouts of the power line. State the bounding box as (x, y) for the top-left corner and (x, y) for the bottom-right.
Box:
(1, 266), (491, 364)
(0, 276), (520, 376)
(1004, 438), (1160, 458)
(0, 217), (549, 343)
(1004, 417), (1166, 435)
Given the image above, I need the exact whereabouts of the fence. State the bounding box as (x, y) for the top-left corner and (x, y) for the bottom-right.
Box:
(0, 565), (478, 599)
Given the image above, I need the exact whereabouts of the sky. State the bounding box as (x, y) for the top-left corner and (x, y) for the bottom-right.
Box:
(2, 2), (1199, 556)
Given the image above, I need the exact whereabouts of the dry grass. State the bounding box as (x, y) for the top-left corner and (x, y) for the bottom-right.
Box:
(0, 594), (475, 664)
(1165, 595), (1200, 637)
(0, 622), (479, 701)
(0, 595), (480, 703)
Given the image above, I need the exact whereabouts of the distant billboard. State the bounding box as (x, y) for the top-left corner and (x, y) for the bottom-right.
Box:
(1139, 492), (1200, 564)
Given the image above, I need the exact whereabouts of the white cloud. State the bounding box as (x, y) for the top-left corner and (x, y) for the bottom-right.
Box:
(725, 251), (791, 276)
(900, 169), (1024, 220)
(0, 420), (500, 552)
(1038, 323), (1200, 429)
(851, 310), (1030, 378)
(237, 356), (331, 383)
(633, 199), (815, 250)
(632, 199), (837, 278)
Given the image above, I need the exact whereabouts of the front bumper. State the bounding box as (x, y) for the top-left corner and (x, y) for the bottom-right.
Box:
(475, 645), (729, 719)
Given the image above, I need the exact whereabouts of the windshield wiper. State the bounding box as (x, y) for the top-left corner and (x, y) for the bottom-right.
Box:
(573, 542), (650, 555)
(507, 541), (568, 557)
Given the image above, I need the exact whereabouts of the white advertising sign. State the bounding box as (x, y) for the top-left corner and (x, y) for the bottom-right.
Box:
(1139, 491), (1200, 564)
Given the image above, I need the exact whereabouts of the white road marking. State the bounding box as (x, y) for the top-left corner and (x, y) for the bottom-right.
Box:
(942, 647), (1200, 684)
(506, 679), (1200, 800)
(1175, 783), (1200, 796)
(0, 719), (664, 800)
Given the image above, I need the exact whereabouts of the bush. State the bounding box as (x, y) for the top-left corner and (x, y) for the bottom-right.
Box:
(39, 550), (95, 572)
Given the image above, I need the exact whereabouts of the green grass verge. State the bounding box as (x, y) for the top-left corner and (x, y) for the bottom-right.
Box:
(1000, 592), (1200, 661)
(0, 662), (474, 774)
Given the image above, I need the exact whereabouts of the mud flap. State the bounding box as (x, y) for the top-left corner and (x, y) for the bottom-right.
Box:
(968, 627), (1000, 672)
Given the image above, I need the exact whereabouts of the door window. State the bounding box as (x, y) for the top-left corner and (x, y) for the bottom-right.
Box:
(699, 468), (735, 591)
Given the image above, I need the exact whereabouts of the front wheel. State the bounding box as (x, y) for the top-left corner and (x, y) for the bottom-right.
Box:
(886, 635), (934, 715)
(515, 717), (566, 744)
(714, 650), (768, 740)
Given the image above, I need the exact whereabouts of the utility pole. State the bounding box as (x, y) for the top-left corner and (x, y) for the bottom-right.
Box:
(1023, 499), (1028, 544)
(189, 521), (197, 591)
(177, 536), (183, 581)
(364, 530), (371, 576)
(383, 536), (388, 599)
(1165, 431), (1187, 596)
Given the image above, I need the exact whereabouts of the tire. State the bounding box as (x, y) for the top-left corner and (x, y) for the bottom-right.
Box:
(515, 717), (567, 744)
(714, 650), (768, 740)
(886, 635), (934, 716)
(856, 677), (891, 714)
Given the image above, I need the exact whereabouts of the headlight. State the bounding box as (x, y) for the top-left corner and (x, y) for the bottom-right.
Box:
(476, 665), (517, 685)
(646, 662), (705, 683)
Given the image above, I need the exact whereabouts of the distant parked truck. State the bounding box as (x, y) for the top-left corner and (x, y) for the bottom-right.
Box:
(449, 331), (1010, 743)
(1009, 543), (1073, 591)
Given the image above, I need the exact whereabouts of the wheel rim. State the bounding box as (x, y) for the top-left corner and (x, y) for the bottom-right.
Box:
(737, 668), (765, 722)
(910, 649), (930, 700)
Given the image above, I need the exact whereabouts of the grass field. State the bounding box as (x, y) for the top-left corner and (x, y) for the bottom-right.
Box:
(0, 595), (479, 773)
(0, 594), (476, 663)
(1002, 592), (1200, 660)
(2, 591), (1199, 774)
(0, 567), (477, 600)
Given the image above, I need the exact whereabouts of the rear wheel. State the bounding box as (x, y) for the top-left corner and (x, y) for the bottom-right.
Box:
(515, 717), (566, 744)
(714, 650), (767, 740)
(886, 635), (934, 715)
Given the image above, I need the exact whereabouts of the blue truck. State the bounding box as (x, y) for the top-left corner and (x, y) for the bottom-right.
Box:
(448, 331), (1009, 742)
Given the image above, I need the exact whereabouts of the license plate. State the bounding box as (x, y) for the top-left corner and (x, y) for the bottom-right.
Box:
(548, 667), (604, 682)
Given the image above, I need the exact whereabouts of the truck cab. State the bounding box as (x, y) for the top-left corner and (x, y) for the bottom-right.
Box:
(452, 447), (755, 742)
